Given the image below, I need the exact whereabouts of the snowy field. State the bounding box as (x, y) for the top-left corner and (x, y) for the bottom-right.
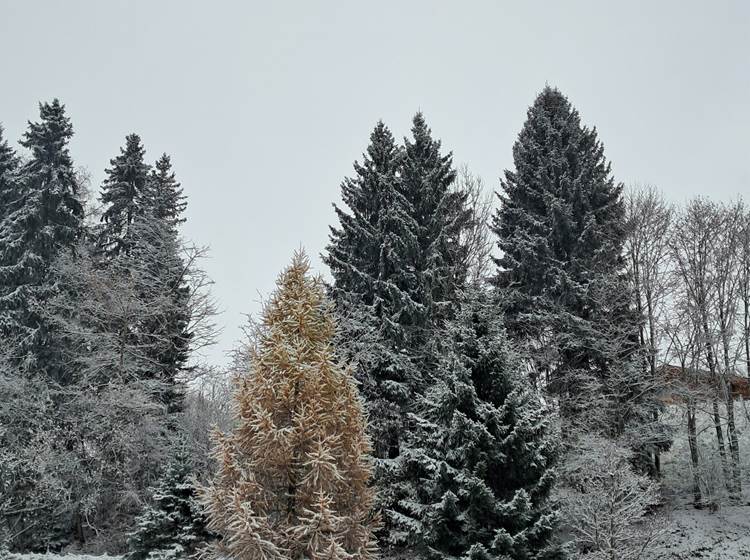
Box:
(650, 502), (750, 559)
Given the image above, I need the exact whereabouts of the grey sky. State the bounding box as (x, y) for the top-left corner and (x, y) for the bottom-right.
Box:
(1, 0), (748, 366)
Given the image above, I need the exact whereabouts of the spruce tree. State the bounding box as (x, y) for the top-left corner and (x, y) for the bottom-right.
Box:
(402, 290), (563, 560)
(325, 122), (415, 460)
(0, 99), (84, 376)
(399, 113), (470, 338)
(326, 121), (399, 306)
(128, 439), (210, 560)
(98, 142), (191, 414)
(201, 252), (378, 560)
(0, 125), (20, 221)
(98, 133), (151, 257)
(129, 213), (190, 414)
(137, 154), (190, 414)
(143, 153), (187, 230)
(325, 116), (471, 553)
(491, 87), (635, 430)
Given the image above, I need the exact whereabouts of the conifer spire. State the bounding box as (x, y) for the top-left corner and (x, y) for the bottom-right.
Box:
(491, 87), (630, 420)
(0, 99), (84, 374)
(99, 133), (151, 256)
(201, 251), (378, 560)
(0, 125), (20, 223)
(143, 153), (187, 230)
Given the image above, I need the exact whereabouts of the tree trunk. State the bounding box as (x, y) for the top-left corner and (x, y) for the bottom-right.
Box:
(711, 399), (730, 487)
(687, 400), (702, 507)
(701, 315), (731, 490)
(719, 306), (742, 498)
(726, 397), (742, 498)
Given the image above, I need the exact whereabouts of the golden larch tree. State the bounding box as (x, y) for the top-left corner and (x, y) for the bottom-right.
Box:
(201, 251), (378, 560)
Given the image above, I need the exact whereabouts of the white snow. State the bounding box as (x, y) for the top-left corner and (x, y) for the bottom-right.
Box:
(649, 501), (750, 559)
(7, 556), (121, 560)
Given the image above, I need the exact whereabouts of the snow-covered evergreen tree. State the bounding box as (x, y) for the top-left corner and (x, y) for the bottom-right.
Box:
(327, 121), (399, 306)
(0, 99), (84, 377)
(137, 163), (191, 415)
(127, 438), (210, 560)
(98, 141), (191, 414)
(399, 113), (470, 336)
(491, 87), (644, 435)
(201, 252), (378, 560)
(0, 126), (20, 223)
(398, 290), (563, 560)
(143, 153), (187, 230)
(98, 134), (151, 257)
(326, 116), (472, 554)
(326, 122), (416, 459)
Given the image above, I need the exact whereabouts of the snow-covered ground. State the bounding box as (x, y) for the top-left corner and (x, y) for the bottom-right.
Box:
(6, 556), (121, 560)
(7, 505), (750, 560)
(646, 403), (750, 557)
(650, 501), (750, 559)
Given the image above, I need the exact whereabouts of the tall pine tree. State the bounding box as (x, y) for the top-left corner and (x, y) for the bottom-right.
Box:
(98, 133), (150, 257)
(327, 121), (399, 306)
(325, 122), (414, 460)
(0, 99), (84, 376)
(138, 153), (191, 414)
(0, 125), (20, 222)
(491, 87), (647, 438)
(326, 115), (472, 554)
(143, 153), (187, 229)
(97, 141), (191, 414)
(399, 113), (470, 340)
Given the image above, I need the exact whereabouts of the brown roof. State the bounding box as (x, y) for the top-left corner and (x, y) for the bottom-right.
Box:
(658, 364), (750, 402)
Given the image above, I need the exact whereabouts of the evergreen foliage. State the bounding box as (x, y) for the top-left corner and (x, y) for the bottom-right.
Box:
(491, 87), (638, 431)
(0, 99), (84, 376)
(130, 213), (191, 414)
(399, 113), (470, 337)
(143, 153), (187, 230)
(400, 290), (563, 560)
(127, 439), (210, 560)
(326, 122), (415, 460)
(201, 252), (378, 560)
(97, 139), (191, 413)
(98, 134), (151, 257)
(327, 121), (399, 307)
(326, 116), (472, 553)
(0, 126), (20, 222)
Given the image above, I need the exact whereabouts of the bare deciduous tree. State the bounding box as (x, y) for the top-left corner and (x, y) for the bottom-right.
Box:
(453, 164), (494, 286)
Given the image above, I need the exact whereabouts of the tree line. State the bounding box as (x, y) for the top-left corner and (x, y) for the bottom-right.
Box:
(1, 87), (749, 559)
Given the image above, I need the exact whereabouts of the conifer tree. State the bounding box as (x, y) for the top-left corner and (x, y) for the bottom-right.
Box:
(326, 121), (399, 305)
(0, 99), (84, 375)
(98, 133), (151, 257)
(398, 290), (563, 560)
(0, 126), (19, 221)
(98, 142), (191, 413)
(491, 87), (640, 432)
(143, 154), (187, 230)
(325, 122), (415, 460)
(137, 154), (191, 414)
(129, 213), (191, 414)
(201, 252), (378, 560)
(326, 115), (471, 451)
(128, 439), (210, 560)
(326, 117), (472, 553)
(399, 113), (470, 337)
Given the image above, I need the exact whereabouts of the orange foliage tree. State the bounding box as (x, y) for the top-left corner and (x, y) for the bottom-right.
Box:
(201, 252), (378, 560)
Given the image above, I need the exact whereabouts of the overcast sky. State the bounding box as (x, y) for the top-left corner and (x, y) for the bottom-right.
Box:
(1, 1), (748, 366)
